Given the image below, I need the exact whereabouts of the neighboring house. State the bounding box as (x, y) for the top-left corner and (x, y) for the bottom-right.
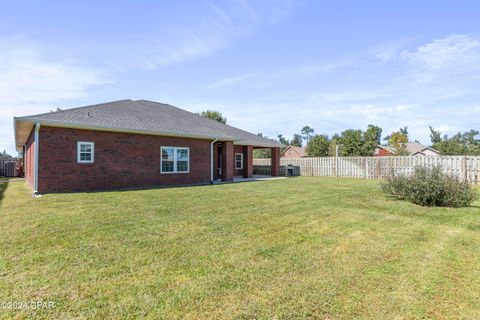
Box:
(281, 146), (306, 158)
(14, 100), (282, 194)
(374, 145), (396, 156)
(374, 142), (440, 156)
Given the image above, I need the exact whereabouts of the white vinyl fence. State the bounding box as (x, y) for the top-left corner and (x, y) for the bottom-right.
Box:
(253, 156), (480, 184)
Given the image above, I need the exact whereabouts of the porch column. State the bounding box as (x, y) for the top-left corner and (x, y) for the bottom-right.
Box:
(243, 145), (253, 178)
(271, 147), (280, 176)
(221, 141), (234, 182)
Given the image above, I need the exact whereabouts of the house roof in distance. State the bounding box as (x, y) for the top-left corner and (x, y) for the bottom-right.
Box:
(376, 142), (439, 155)
(14, 99), (281, 150)
(404, 142), (439, 155)
(281, 146), (306, 157)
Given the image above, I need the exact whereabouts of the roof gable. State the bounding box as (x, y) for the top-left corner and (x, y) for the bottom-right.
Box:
(281, 146), (306, 156)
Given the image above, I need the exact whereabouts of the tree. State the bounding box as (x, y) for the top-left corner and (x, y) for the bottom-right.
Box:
(1, 150), (13, 159)
(430, 128), (480, 155)
(301, 126), (314, 144)
(387, 128), (409, 155)
(200, 110), (226, 124)
(339, 129), (364, 156)
(277, 134), (289, 145)
(306, 135), (331, 157)
(362, 125), (382, 156)
(253, 149), (271, 158)
(429, 126), (442, 144)
(291, 134), (303, 147)
(253, 133), (273, 158)
(399, 126), (409, 138)
(329, 134), (342, 157)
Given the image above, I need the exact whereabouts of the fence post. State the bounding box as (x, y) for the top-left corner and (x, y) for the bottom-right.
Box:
(335, 157), (338, 177)
(463, 156), (468, 183)
(364, 158), (368, 179)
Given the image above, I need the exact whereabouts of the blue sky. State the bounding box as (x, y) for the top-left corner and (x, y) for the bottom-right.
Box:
(2, 0), (480, 154)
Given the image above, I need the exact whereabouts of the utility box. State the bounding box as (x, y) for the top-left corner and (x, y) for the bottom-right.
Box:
(286, 165), (294, 177)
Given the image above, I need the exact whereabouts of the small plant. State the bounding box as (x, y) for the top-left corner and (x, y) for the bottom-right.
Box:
(381, 166), (476, 207)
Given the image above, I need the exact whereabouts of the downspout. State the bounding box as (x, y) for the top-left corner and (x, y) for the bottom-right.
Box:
(210, 138), (218, 183)
(33, 122), (40, 196)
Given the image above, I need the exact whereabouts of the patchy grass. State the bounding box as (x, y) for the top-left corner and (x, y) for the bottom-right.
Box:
(0, 178), (479, 319)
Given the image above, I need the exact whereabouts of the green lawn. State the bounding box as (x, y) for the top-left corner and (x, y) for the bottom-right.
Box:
(0, 178), (479, 319)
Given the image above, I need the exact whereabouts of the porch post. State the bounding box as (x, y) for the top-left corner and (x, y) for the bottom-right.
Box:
(271, 147), (280, 176)
(243, 145), (253, 178)
(221, 141), (234, 182)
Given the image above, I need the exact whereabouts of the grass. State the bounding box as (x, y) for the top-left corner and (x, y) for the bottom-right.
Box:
(0, 177), (479, 319)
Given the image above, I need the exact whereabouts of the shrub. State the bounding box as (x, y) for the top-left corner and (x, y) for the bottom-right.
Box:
(381, 166), (476, 207)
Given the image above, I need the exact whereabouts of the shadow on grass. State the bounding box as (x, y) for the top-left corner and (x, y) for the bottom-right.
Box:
(0, 179), (8, 206)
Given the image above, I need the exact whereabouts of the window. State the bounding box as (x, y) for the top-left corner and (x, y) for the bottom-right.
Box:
(161, 147), (189, 173)
(77, 142), (94, 163)
(235, 153), (243, 169)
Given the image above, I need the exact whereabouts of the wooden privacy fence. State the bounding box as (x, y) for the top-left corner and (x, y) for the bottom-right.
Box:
(0, 159), (20, 177)
(253, 156), (480, 184)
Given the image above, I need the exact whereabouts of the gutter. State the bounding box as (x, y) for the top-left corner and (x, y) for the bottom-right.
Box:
(210, 138), (218, 183)
(33, 122), (40, 196)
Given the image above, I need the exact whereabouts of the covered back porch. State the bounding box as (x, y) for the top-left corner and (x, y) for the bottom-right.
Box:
(212, 141), (280, 182)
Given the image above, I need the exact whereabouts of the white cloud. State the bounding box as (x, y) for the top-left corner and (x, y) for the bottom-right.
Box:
(204, 58), (356, 90)
(400, 34), (480, 69)
(109, 1), (303, 70)
(0, 36), (107, 154)
(197, 34), (480, 145)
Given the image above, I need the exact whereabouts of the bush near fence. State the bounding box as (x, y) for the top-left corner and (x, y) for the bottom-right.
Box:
(253, 156), (480, 184)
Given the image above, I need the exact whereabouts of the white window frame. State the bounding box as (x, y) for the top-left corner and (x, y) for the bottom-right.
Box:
(160, 146), (190, 174)
(235, 153), (243, 169)
(77, 141), (94, 164)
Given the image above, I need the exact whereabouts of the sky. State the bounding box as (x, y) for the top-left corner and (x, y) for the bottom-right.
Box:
(2, 0), (480, 154)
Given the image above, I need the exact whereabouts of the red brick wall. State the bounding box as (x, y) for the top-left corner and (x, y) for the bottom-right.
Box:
(221, 141), (234, 182)
(234, 145), (244, 176)
(374, 148), (391, 157)
(242, 145), (253, 178)
(271, 147), (280, 176)
(25, 128), (35, 190)
(37, 126), (212, 193)
(213, 142), (249, 179)
(282, 149), (303, 158)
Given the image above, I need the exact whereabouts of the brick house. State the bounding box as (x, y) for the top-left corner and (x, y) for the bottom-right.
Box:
(281, 146), (306, 158)
(14, 100), (281, 194)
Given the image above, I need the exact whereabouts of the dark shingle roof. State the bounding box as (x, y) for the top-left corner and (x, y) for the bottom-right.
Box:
(15, 99), (281, 147)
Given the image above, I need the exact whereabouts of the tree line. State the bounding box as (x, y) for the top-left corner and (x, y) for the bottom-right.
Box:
(3, 110), (478, 159)
(198, 110), (480, 157)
